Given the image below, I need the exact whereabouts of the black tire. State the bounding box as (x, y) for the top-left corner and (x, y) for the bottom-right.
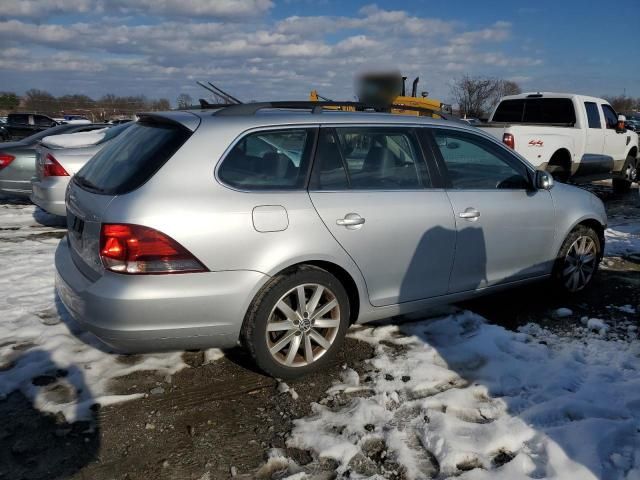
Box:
(613, 177), (631, 194)
(546, 152), (571, 183)
(552, 225), (601, 294)
(612, 155), (637, 194)
(241, 265), (350, 379)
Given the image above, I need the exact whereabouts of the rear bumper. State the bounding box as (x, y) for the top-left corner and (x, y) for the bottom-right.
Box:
(31, 177), (68, 216)
(55, 238), (269, 352)
(0, 178), (31, 197)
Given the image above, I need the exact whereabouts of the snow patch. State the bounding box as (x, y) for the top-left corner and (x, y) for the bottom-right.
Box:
(41, 128), (107, 148)
(605, 221), (640, 258)
(290, 312), (640, 479)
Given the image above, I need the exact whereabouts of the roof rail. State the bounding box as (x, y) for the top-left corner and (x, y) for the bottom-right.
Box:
(195, 100), (450, 118)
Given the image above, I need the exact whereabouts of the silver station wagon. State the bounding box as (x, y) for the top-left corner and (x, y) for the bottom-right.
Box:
(55, 102), (607, 378)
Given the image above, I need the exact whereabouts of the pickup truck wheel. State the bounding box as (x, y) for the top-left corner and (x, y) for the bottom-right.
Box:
(546, 152), (571, 183)
(612, 155), (637, 194)
(241, 266), (350, 379)
(552, 225), (601, 294)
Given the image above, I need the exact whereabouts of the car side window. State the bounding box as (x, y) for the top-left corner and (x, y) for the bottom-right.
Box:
(584, 102), (601, 129)
(314, 127), (428, 190)
(218, 128), (313, 190)
(34, 115), (52, 127)
(601, 104), (618, 129)
(431, 128), (530, 190)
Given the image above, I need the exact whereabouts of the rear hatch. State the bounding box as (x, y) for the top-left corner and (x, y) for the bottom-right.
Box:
(65, 113), (198, 279)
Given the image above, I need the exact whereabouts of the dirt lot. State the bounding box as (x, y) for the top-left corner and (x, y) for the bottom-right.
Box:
(0, 184), (638, 480)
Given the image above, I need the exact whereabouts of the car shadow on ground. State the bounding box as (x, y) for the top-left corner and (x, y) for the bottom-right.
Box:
(389, 221), (627, 479)
(0, 349), (100, 479)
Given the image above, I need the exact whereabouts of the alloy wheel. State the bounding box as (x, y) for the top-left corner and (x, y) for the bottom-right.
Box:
(562, 236), (597, 292)
(265, 283), (341, 367)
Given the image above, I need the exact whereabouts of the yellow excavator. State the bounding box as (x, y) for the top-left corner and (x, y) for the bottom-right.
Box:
(310, 71), (452, 118)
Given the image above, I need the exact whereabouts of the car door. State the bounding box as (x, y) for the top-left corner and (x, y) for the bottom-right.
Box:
(308, 126), (456, 307)
(426, 127), (556, 293)
(601, 104), (631, 166)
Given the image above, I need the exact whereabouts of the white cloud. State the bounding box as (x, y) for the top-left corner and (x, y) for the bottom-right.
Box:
(0, 5), (544, 103)
(0, 0), (95, 18)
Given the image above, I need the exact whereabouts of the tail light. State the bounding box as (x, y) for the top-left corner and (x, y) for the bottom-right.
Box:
(100, 224), (208, 274)
(502, 133), (515, 149)
(43, 153), (69, 177)
(0, 153), (15, 170)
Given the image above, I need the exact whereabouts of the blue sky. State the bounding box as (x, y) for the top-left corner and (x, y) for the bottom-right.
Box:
(0, 0), (638, 106)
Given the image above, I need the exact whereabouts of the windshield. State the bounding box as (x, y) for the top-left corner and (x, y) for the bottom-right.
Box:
(20, 124), (78, 143)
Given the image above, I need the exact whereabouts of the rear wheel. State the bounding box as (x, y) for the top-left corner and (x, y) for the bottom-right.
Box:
(242, 266), (350, 379)
(552, 225), (601, 293)
(612, 155), (637, 194)
(546, 152), (571, 183)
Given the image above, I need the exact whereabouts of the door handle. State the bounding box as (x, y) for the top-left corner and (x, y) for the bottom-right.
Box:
(459, 207), (480, 221)
(336, 213), (365, 229)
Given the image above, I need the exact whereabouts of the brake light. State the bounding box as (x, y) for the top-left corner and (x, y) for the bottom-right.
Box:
(502, 133), (515, 149)
(43, 153), (69, 177)
(100, 224), (208, 274)
(0, 153), (15, 170)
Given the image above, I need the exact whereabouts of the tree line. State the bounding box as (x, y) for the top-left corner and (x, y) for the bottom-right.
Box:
(0, 89), (171, 121)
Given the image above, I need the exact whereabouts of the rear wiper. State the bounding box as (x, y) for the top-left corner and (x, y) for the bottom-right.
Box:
(74, 175), (105, 193)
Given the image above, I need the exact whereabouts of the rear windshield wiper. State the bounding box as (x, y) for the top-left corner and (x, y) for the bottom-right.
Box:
(74, 175), (105, 193)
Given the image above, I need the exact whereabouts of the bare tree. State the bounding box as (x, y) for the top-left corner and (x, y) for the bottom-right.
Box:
(489, 79), (522, 110)
(177, 93), (193, 109)
(604, 95), (638, 113)
(450, 76), (522, 119)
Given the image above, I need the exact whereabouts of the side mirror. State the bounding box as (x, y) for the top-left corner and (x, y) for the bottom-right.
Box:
(535, 170), (554, 190)
(617, 114), (627, 133)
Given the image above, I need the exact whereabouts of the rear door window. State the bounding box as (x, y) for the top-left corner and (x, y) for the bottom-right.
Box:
(34, 115), (53, 127)
(218, 128), (314, 190)
(312, 127), (428, 190)
(584, 102), (601, 128)
(75, 120), (191, 195)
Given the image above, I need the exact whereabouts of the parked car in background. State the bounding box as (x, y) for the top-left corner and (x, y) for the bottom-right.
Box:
(31, 123), (131, 215)
(4, 113), (59, 140)
(625, 119), (640, 132)
(479, 93), (639, 192)
(0, 123), (110, 197)
(55, 104), (607, 379)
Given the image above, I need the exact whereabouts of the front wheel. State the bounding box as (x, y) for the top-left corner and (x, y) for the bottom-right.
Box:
(242, 266), (350, 379)
(552, 225), (601, 293)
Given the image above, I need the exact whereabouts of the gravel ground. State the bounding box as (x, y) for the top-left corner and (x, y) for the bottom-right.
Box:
(0, 183), (638, 480)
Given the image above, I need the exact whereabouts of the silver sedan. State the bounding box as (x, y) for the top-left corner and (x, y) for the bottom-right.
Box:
(31, 123), (130, 216)
(55, 105), (607, 378)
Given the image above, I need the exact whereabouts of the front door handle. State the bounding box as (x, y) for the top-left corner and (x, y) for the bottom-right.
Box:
(459, 207), (480, 221)
(336, 213), (365, 229)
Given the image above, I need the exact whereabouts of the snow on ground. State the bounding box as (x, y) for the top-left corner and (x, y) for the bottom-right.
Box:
(289, 313), (640, 480)
(606, 220), (640, 258)
(0, 201), (208, 421)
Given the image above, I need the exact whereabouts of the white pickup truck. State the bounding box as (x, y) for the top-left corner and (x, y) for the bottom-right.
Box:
(479, 92), (639, 192)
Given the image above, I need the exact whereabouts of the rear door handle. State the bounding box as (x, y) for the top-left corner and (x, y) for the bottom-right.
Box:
(458, 207), (480, 221)
(336, 213), (365, 229)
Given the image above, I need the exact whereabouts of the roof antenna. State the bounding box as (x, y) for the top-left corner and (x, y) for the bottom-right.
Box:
(196, 81), (243, 104)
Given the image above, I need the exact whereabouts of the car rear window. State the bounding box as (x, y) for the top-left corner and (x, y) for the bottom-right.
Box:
(75, 120), (191, 195)
(493, 98), (576, 125)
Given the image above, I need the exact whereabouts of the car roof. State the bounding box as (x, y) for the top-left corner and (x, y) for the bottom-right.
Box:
(142, 108), (470, 133)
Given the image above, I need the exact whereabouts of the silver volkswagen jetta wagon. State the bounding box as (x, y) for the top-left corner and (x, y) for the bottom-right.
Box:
(55, 102), (607, 378)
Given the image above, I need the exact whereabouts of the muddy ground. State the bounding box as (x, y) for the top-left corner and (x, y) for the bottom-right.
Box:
(0, 183), (638, 480)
